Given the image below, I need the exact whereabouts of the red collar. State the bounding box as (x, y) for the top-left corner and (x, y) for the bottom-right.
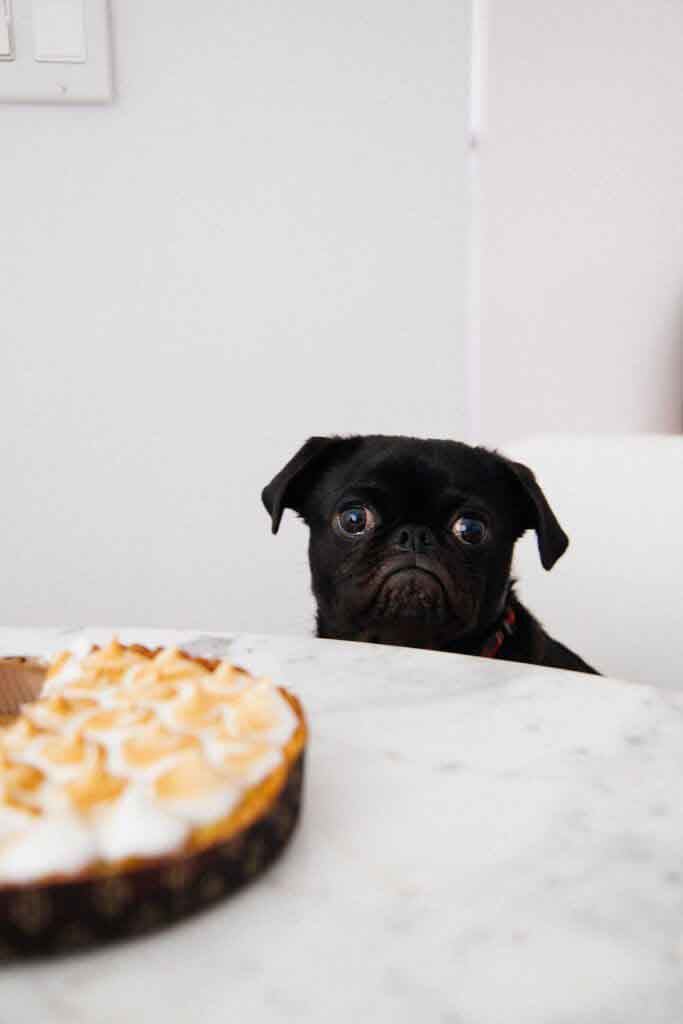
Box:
(479, 605), (516, 659)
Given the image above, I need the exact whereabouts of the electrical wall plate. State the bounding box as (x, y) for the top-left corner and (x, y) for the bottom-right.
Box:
(1, 0), (16, 61)
(0, 0), (111, 103)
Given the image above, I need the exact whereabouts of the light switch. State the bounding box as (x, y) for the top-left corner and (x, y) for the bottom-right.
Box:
(0, 0), (14, 61)
(33, 0), (86, 62)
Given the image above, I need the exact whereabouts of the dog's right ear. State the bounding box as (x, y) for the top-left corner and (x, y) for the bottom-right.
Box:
(261, 436), (351, 534)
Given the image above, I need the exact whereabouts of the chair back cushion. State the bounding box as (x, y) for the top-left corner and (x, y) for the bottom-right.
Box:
(502, 435), (683, 689)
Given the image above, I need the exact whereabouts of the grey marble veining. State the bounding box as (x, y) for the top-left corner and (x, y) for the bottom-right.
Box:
(1, 627), (683, 1024)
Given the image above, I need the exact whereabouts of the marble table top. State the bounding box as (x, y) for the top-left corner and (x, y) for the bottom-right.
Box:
(1, 626), (682, 1024)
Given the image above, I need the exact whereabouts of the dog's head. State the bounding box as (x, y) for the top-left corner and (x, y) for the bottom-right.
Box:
(262, 435), (567, 649)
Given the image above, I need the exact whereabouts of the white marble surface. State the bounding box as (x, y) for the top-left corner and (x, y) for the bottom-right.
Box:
(1, 627), (683, 1023)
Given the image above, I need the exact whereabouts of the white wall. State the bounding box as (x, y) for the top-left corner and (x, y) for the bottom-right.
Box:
(480, 0), (683, 443)
(0, 1), (472, 632)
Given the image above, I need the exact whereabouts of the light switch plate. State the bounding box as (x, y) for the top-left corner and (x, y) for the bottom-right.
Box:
(0, 0), (111, 102)
(0, 0), (14, 60)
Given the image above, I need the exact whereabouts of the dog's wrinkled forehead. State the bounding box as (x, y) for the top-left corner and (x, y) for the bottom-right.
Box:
(317, 438), (512, 520)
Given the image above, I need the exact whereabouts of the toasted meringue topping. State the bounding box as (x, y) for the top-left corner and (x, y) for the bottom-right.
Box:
(0, 639), (300, 883)
(38, 733), (89, 766)
(121, 723), (198, 766)
(82, 706), (153, 734)
(155, 748), (225, 800)
(168, 686), (233, 730)
(0, 758), (45, 797)
(66, 765), (127, 813)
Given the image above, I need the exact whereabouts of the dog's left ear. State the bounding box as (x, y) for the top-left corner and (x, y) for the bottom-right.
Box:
(262, 435), (356, 534)
(500, 457), (569, 570)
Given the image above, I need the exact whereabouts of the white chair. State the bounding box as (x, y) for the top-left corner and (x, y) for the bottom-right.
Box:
(501, 435), (683, 689)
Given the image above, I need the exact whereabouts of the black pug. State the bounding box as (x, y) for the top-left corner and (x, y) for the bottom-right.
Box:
(262, 435), (599, 674)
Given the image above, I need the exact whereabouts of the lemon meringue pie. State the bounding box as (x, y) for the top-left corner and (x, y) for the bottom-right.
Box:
(0, 640), (306, 955)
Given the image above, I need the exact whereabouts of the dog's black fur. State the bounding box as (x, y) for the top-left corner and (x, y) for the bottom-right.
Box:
(262, 435), (599, 675)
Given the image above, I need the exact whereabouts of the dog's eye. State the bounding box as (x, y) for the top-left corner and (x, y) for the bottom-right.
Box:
(336, 506), (375, 536)
(452, 516), (487, 546)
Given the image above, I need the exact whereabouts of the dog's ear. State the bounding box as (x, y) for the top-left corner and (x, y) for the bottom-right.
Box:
(501, 457), (569, 570)
(262, 436), (353, 534)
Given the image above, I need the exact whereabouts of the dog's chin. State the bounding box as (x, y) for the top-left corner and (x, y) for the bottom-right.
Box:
(373, 567), (449, 623)
(314, 557), (481, 648)
(349, 564), (475, 649)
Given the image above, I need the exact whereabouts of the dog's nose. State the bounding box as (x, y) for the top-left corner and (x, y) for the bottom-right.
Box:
(392, 524), (436, 555)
